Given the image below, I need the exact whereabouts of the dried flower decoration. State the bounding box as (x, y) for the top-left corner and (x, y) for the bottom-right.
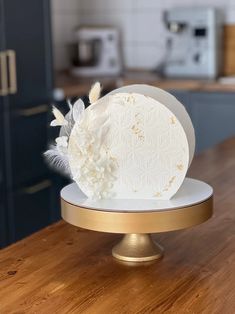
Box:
(45, 82), (117, 198)
(89, 82), (102, 104)
(50, 106), (68, 126)
(45, 98), (85, 176)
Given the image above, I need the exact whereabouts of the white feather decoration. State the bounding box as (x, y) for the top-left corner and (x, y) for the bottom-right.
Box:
(50, 106), (68, 126)
(44, 144), (71, 176)
(88, 82), (102, 104)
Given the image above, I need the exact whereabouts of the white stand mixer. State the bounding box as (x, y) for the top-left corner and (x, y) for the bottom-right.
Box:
(71, 26), (122, 77)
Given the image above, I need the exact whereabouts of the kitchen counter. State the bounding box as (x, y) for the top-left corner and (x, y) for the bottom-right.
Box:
(1, 138), (235, 313)
(56, 70), (235, 98)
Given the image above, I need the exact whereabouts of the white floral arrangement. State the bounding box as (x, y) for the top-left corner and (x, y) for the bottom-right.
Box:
(44, 82), (117, 199)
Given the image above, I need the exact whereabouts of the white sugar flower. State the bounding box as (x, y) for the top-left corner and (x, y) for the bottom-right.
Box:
(55, 136), (68, 157)
(69, 113), (117, 200)
(50, 106), (68, 126)
(56, 136), (68, 148)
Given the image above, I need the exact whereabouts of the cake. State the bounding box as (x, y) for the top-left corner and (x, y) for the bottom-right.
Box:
(45, 83), (195, 200)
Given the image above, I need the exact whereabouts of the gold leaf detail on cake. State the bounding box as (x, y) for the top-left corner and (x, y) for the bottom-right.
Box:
(170, 116), (176, 124)
(163, 176), (176, 192)
(154, 192), (162, 197)
(131, 125), (144, 141)
(131, 110), (145, 141)
(177, 164), (183, 171)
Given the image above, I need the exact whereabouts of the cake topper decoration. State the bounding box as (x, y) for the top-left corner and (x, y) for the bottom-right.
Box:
(45, 83), (195, 200)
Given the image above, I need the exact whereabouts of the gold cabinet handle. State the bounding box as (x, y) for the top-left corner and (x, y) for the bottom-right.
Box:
(21, 179), (52, 195)
(6, 50), (17, 94)
(0, 51), (8, 96)
(17, 104), (49, 117)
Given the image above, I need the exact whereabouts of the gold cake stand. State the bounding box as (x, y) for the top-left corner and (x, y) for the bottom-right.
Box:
(61, 179), (213, 263)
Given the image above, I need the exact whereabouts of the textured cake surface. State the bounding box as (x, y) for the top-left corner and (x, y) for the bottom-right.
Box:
(68, 92), (189, 199)
(108, 84), (195, 166)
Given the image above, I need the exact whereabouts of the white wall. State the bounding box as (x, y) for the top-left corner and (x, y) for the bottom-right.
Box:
(51, 0), (235, 70)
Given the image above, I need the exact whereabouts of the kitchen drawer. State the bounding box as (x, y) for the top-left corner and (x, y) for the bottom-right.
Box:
(12, 177), (53, 241)
(10, 104), (50, 186)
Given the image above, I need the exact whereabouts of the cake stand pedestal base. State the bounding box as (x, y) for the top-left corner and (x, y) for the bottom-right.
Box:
(112, 233), (163, 262)
(60, 179), (213, 265)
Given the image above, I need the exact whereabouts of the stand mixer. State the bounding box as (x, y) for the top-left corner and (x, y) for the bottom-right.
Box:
(163, 7), (223, 79)
(71, 26), (122, 77)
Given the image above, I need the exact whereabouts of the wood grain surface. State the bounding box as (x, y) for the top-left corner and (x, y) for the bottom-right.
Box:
(1, 138), (235, 313)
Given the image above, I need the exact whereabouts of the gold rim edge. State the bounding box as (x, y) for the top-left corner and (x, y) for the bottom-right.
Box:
(61, 196), (213, 234)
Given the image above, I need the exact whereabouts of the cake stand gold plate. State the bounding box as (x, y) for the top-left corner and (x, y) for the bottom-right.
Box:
(61, 178), (213, 263)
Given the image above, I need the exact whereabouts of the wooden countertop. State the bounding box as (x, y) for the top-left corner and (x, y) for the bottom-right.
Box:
(56, 70), (235, 98)
(1, 137), (235, 313)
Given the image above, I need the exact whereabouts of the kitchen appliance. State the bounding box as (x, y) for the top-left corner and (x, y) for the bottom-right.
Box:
(163, 7), (223, 78)
(71, 26), (122, 77)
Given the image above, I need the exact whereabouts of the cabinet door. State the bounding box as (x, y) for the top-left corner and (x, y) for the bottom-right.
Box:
(0, 111), (8, 247)
(170, 90), (192, 117)
(190, 93), (235, 153)
(3, 0), (53, 107)
(10, 104), (50, 187)
(0, 111), (8, 249)
(12, 177), (52, 241)
(0, 202), (7, 247)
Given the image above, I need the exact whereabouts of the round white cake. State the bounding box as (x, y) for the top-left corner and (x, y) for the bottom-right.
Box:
(68, 91), (192, 200)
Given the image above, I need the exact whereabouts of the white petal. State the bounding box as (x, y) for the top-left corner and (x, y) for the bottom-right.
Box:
(50, 119), (59, 126)
(73, 99), (85, 122)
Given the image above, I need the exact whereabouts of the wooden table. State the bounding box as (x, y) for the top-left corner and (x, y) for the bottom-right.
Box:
(1, 138), (235, 313)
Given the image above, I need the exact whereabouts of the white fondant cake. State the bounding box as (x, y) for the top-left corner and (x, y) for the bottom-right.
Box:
(68, 92), (190, 200)
(46, 83), (195, 201)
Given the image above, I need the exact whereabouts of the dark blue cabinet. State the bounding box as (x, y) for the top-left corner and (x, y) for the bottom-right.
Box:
(11, 178), (53, 241)
(0, 112), (7, 247)
(3, 0), (53, 107)
(170, 90), (192, 117)
(0, 0), (55, 247)
(171, 91), (235, 154)
(190, 93), (235, 153)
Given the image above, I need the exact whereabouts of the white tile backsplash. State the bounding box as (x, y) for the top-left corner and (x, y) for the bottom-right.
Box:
(133, 11), (165, 44)
(51, 0), (80, 70)
(51, 0), (235, 70)
(81, 0), (134, 12)
(133, 44), (165, 69)
(134, 0), (164, 10)
(52, 0), (80, 13)
(225, 9), (235, 24)
(53, 43), (71, 70)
